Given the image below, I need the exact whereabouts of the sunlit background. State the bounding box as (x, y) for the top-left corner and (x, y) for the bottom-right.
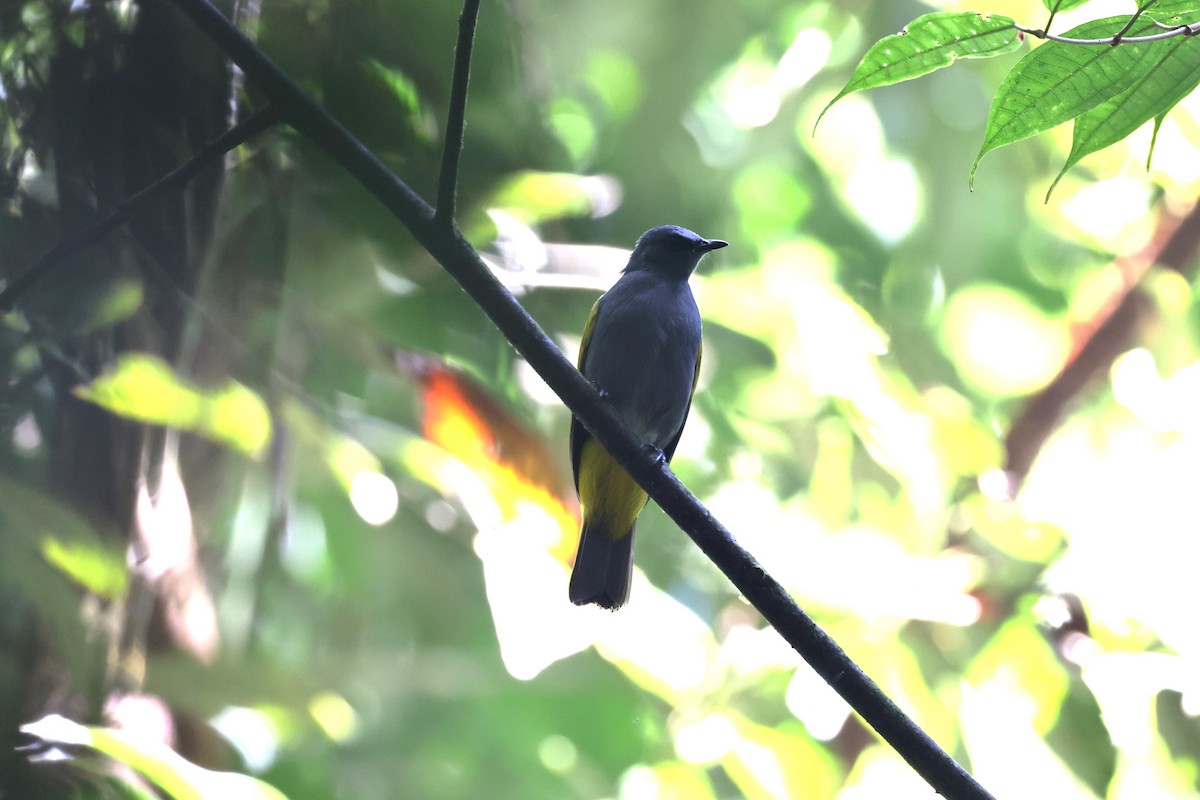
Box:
(2, 0), (1200, 797)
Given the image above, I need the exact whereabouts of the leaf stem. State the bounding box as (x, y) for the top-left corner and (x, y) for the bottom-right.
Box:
(1044, 0), (1062, 35)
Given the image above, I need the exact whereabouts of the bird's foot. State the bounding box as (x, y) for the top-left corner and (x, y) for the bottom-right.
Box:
(643, 444), (666, 466)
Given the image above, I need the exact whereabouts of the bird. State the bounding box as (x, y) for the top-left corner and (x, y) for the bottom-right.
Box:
(569, 225), (728, 609)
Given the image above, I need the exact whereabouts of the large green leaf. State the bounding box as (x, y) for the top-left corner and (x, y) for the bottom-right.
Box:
(818, 12), (1022, 127)
(1047, 680), (1117, 797)
(1048, 35), (1200, 196)
(1145, 0), (1200, 21)
(971, 16), (1173, 185)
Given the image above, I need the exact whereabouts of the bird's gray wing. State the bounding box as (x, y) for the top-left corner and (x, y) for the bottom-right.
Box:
(570, 297), (603, 490)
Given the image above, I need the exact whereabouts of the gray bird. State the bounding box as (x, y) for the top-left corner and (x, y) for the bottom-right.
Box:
(569, 225), (727, 609)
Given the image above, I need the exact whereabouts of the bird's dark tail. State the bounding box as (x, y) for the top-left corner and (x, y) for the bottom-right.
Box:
(569, 522), (635, 610)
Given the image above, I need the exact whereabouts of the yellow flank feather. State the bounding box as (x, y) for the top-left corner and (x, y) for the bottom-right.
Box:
(577, 439), (647, 541)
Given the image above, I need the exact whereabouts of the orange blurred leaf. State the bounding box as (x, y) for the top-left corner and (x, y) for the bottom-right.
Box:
(415, 360), (579, 560)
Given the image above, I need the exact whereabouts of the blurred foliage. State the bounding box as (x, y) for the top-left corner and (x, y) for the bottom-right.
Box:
(21, 713), (288, 800)
(74, 354), (272, 457)
(2, 0), (1200, 799)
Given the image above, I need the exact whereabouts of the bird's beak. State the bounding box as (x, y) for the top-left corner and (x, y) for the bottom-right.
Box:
(700, 239), (729, 251)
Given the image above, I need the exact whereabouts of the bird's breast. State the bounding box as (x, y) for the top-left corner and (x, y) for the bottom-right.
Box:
(582, 277), (701, 446)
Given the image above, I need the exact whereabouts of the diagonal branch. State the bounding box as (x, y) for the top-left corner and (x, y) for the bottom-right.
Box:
(436, 0), (482, 227)
(0, 105), (282, 312)
(165, 1), (995, 797)
(1005, 200), (1200, 483)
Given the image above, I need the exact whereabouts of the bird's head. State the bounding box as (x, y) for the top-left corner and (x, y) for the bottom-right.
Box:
(625, 225), (728, 278)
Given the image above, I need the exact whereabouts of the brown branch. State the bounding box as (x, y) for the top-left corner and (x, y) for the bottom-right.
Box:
(1005, 200), (1200, 482)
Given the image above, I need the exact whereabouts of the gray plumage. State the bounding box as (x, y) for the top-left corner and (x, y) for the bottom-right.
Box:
(569, 225), (727, 609)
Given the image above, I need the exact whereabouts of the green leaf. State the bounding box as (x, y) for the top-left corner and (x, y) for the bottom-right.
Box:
(74, 353), (271, 457)
(486, 171), (620, 224)
(720, 715), (842, 800)
(966, 615), (1069, 735)
(971, 16), (1173, 186)
(364, 58), (436, 140)
(1042, 0), (1095, 14)
(817, 13), (1022, 127)
(20, 715), (289, 800)
(85, 277), (145, 332)
(0, 478), (123, 686)
(0, 477), (127, 599)
(1148, 112), (1169, 167)
(1158, 690), (1200, 781)
(1145, 0), (1200, 22)
(1048, 35), (1200, 197)
(641, 763), (717, 800)
(962, 494), (1066, 562)
(40, 534), (128, 599)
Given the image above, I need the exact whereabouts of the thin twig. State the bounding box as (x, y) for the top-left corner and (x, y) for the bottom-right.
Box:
(1014, 20), (1200, 45)
(166, 1), (996, 797)
(1112, 4), (1150, 45)
(0, 106), (282, 312)
(1153, 18), (1194, 31)
(436, 0), (482, 228)
(1043, 0), (1062, 35)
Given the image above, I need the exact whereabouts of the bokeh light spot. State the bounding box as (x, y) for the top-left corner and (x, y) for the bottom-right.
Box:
(308, 692), (359, 743)
(941, 284), (1070, 397)
(349, 470), (399, 526)
(210, 707), (278, 773)
(537, 735), (578, 774)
